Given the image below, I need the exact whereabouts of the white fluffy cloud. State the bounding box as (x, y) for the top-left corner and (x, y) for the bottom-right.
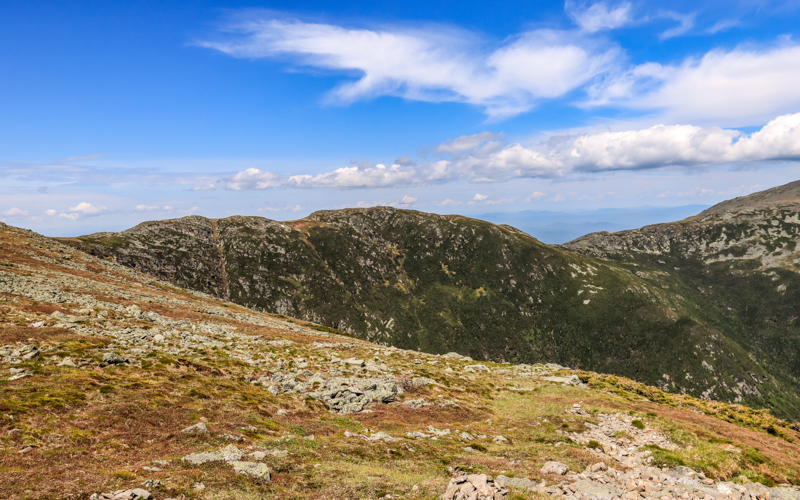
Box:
(437, 112), (800, 180)
(589, 44), (800, 127)
(69, 202), (105, 214)
(221, 112), (800, 190)
(226, 168), (282, 190)
(3, 207), (28, 216)
(200, 18), (619, 118)
(526, 192), (547, 201)
(288, 164), (417, 189)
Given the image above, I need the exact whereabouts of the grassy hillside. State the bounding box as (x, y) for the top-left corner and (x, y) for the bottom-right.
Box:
(3, 220), (800, 500)
(61, 204), (800, 420)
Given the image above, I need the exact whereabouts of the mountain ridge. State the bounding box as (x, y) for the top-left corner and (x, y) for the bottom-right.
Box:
(57, 183), (800, 420)
(3, 219), (800, 498)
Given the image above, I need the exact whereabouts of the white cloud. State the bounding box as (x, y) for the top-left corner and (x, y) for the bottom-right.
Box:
(210, 112), (800, 192)
(566, 1), (633, 32)
(58, 212), (80, 220)
(706, 19), (740, 34)
(45, 209), (57, 216)
(285, 204), (302, 211)
(163, 205), (174, 210)
(69, 202), (105, 214)
(437, 199), (462, 206)
(659, 11), (695, 40)
(288, 163), (417, 189)
(59, 153), (108, 163)
(3, 207), (28, 216)
(200, 18), (620, 118)
(226, 168), (282, 190)
(526, 191), (547, 201)
(435, 132), (504, 155)
(401, 195), (417, 204)
(136, 205), (160, 211)
(414, 112), (800, 183)
(588, 43), (800, 127)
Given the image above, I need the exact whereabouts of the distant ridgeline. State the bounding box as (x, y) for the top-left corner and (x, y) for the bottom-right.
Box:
(61, 180), (800, 420)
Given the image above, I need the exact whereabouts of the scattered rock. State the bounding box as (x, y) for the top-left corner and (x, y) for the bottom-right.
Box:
(90, 489), (150, 500)
(495, 475), (538, 491)
(102, 352), (128, 365)
(570, 479), (621, 500)
(183, 444), (242, 465)
(492, 435), (509, 445)
(540, 461), (569, 475)
(441, 474), (507, 500)
(57, 356), (77, 367)
(180, 422), (209, 434)
(230, 461), (271, 482)
(442, 352), (473, 361)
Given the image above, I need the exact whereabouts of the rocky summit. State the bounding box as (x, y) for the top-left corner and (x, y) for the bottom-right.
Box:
(59, 181), (800, 420)
(2, 190), (800, 499)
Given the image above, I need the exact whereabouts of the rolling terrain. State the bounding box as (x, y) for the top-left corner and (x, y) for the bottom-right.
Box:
(2, 217), (800, 499)
(58, 181), (800, 420)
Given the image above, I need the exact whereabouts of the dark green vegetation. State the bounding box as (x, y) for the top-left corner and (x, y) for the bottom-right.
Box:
(62, 181), (800, 420)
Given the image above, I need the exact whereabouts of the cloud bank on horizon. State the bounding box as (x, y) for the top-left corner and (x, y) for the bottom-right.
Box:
(218, 112), (800, 189)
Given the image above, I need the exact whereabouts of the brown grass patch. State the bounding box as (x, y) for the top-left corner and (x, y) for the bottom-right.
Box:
(0, 326), (105, 345)
(351, 402), (484, 428)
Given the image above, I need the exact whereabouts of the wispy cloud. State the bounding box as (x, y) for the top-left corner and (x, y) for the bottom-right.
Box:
(658, 11), (695, 40)
(565, 1), (633, 33)
(706, 19), (741, 34)
(198, 17), (620, 119)
(59, 153), (110, 163)
(588, 43), (800, 126)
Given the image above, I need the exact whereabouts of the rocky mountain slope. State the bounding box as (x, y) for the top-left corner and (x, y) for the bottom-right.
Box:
(60, 185), (800, 420)
(564, 181), (800, 419)
(3, 220), (800, 499)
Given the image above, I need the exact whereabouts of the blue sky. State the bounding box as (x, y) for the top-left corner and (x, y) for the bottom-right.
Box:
(2, 0), (800, 235)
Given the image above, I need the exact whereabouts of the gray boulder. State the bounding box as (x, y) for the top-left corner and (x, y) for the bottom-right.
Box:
(540, 461), (569, 475)
(230, 461), (271, 482)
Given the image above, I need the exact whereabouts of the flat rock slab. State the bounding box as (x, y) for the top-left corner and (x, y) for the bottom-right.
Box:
(771, 487), (800, 500)
(183, 444), (243, 465)
(495, 475), (537, 491)
(571, 479), (621, 500)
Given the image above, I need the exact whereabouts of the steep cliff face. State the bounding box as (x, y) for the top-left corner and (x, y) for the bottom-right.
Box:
(61, 202), (800, 418)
